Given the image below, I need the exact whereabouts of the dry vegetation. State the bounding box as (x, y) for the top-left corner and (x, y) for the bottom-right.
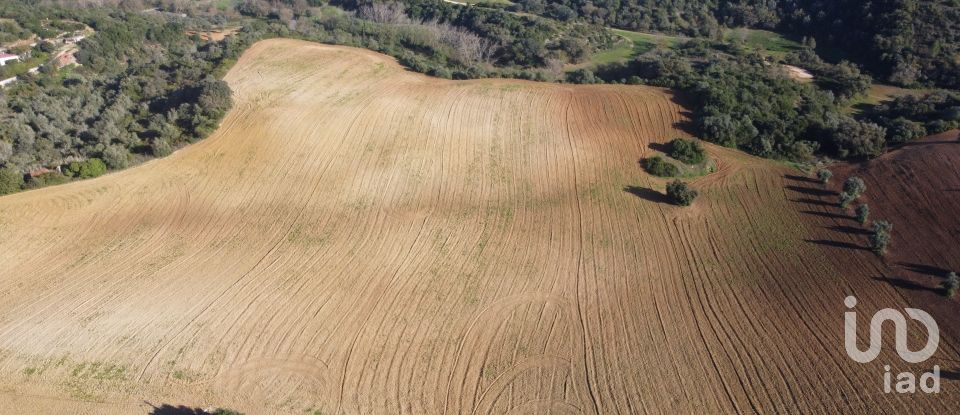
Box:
(0, 39), (957, 413)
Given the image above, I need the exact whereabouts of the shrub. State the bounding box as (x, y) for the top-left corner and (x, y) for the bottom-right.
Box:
(666, 180), (698, 206)
(642, 156), (679, 177)
(102, 145), (130, 169)
(25, 172), (69, 189)
(66, 158), (107, 179)
(885, 117), (926, 144)
(830, 118), (886, 159)
(855, 204), (869, 225)
(817, 168), (833, 184)
(668, 138), (706, 164)
(152, 138), (173, 157)
(943, 272), (959, 299)
(566, 68), (598, 84)
(870, 220), (893, 256)
(843, 176), (866, 198)
(0, 167), (24, 195)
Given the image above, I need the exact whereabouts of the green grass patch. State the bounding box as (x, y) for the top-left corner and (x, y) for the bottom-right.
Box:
(575, 28), (684, 69)
(722, 28), (801, 56)
(843, 83), (931, 114)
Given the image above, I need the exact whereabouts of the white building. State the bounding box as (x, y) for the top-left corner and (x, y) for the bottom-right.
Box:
(0, 53), (19, 66)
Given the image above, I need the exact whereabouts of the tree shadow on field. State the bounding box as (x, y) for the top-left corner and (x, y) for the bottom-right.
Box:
(897, 262), (950, 278)
(870, 276), (935, 293)
(790, 198), (833, 207)
(785, 185), (836, 197)
(826, 225), (872, 235)
(941, 368), (960, 381)
(147, 404), (210, 415)
(668, 93), (698, 136)
(804, 239), (867, 251)
(783, 174), (820, 184)
(647, 142), (671, 153)
(624, 185), (670, 204)
(800, 210), (851, 221)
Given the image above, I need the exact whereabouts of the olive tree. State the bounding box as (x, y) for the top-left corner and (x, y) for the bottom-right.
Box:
(943, 272), (959, 299)
(870, 220), (893, 256)
(855, 204), (869, 225)
(666, 180), (698, 206)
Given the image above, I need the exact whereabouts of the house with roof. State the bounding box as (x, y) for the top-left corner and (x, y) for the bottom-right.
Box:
(0, 53), (19, 66)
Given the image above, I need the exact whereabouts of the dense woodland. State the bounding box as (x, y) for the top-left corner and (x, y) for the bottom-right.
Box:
(514, 0), (960, 89)
(0, 0), (958, 195)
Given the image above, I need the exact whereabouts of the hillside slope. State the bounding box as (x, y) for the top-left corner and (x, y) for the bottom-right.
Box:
(823, 130), (960, 339)
(0, 39), (956, 414)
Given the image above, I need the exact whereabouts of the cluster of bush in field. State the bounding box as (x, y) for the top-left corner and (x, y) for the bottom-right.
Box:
(637, 138), (705, 206)
(641, 138), (706, 178)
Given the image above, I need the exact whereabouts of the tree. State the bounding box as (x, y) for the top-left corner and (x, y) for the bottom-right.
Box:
(102, 145), (130, 169)
(839, 192), (856, 209)
(817, 168), (833, 184)
(566, 68), (598, 84)
(66, 158), (107, 179)
(855, 204), (869, 225)
(0, 168), (24, 195)
(943, 272), (959, 299)
(870, 220), (893, 256)
(666, 180), (698, 206)
(831, 118), (886, 159)
(151, 138), (173, 157)
(668, 138), (706, 164)
(843, 176), (866, 198)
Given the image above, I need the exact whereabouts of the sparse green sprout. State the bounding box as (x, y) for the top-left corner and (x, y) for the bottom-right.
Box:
(668, 138), (706, 165)
(855, 204), (869, 225)
(942, 272), (959, 299)
(642, 156), (679, 177)
(843, 176), (866, 198)
(817, 168), (833, 184)
(666, 180), (698, 206)
(870, 220), (893, 256)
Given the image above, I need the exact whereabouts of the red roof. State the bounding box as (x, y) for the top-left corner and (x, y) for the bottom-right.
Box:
(0, 53), (18, 59)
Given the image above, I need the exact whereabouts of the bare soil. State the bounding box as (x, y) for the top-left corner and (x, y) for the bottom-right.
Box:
(0, 39), (956, 414)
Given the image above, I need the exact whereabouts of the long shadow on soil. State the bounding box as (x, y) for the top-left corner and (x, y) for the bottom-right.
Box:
(871, 276), (937, 293)
(805, 239), (867, 251)
(942, 368), (960, 381)
(897, 262), (950, 278)
(147, 404), (212, 415)
(668, 92), (698, 136)
(791, 198), (834, 207)
(800, 210), (853, 221)
(648, 142), (671, 153)
(826, 225), (872, 235)
(783, 174), (820, 184)
(785, 185), (836, 197)
(624, 185), (670, 204)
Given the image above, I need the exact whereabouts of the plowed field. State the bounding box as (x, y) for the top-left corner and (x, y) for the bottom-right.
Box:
(0, 39), (956, 414)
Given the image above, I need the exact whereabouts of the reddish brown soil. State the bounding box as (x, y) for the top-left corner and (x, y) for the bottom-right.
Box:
(818, 130), (960, 339)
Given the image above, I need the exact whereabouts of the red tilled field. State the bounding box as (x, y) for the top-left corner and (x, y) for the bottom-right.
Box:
(0, 39), (956, 413)
(808, 130), (960, 339)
